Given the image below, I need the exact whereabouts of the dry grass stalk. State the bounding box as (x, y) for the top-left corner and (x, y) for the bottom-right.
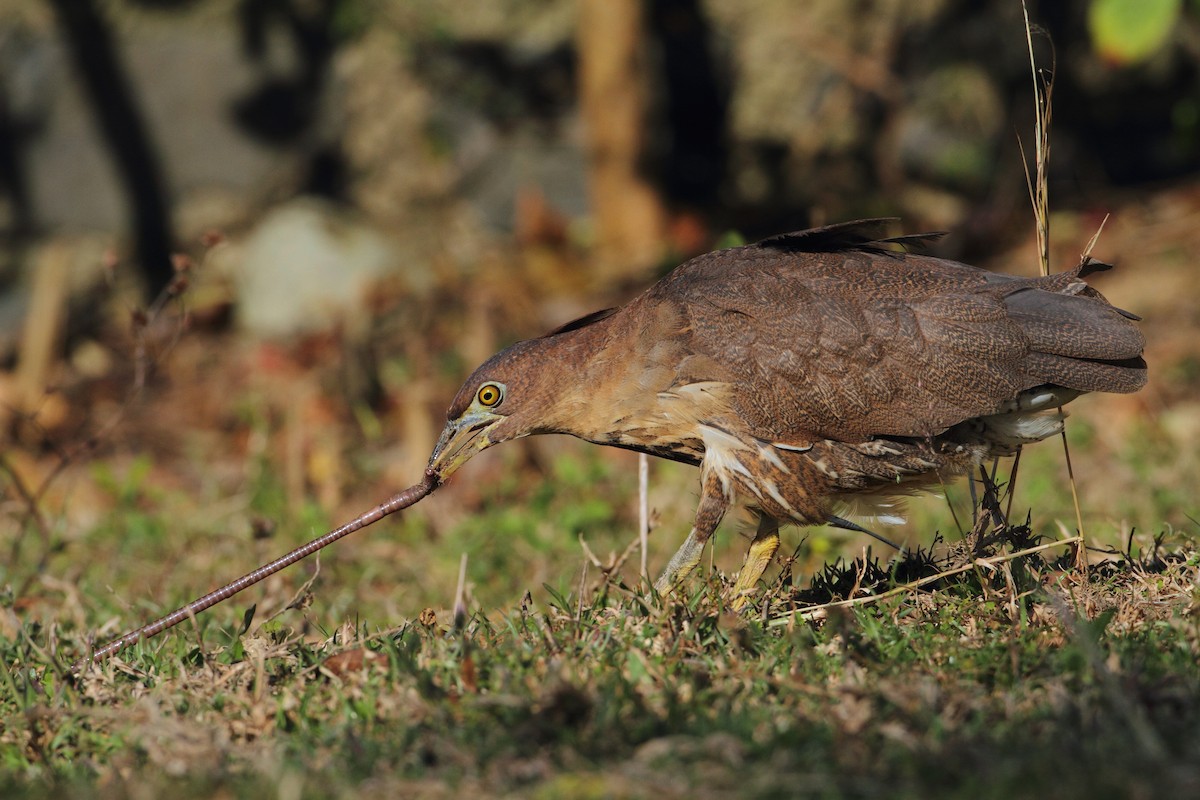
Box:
(5, 242), (199, 599)
(639, 452), (650, 581)
(1081, 213), (1111, 261)
(577, 559), (589, 623)
(1060, 429), (1089, 571)
(1020, 0), (1054, 278)
(1020, 2), (1089, 560)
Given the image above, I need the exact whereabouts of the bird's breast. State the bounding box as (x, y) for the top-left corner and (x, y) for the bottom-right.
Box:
(597, 380), (736, 461)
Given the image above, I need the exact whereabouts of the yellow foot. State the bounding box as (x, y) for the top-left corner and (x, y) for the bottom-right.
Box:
(653, 527), (708, 595)
(728, 528), (781, 611)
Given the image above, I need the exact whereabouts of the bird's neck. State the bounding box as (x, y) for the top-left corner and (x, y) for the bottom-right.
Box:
(538, 300), (712, 460)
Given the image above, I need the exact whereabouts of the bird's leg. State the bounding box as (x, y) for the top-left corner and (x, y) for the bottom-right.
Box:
(653, 472), (728, 594)
(729, 515), (781, 610)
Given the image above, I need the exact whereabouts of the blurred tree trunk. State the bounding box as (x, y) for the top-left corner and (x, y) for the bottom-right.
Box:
(578, 0), (668, 280)
(48, 0), (174, 298)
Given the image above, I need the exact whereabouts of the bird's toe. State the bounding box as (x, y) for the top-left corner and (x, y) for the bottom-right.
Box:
(727, 529), (781, 611)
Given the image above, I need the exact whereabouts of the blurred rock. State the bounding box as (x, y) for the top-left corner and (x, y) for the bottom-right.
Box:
(69, 338), (113, 380)
(233, 199), (397, 338)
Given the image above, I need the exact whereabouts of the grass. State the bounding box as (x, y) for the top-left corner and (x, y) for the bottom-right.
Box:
(2, 432), (1199, 798)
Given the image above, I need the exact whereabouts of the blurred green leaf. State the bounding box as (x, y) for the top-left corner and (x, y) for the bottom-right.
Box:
(714, 230), (746, 249)
(1088, 0), (1181, 65)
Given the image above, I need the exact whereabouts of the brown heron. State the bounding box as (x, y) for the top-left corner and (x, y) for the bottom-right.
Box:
(426, 219), (1146, 606)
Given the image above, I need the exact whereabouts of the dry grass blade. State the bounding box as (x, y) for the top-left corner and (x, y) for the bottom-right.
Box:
(576, 559), (589, 623)
(1020, 0), (1054, 277)
(638, 452), (650, 581)
(1081, 212), (1110, 261)
(1060, 428), (1089, 571)
(937, 472), (967, 536)
(1020, 2), (1088, 560)
(265, 554), (322, 624)
(1003, 448), (1023, 525)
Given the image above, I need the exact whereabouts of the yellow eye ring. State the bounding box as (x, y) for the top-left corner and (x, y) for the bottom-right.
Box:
(476, 383), (503, 407)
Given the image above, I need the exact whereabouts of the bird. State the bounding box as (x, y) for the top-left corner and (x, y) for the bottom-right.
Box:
(425, 219), (1146, 607)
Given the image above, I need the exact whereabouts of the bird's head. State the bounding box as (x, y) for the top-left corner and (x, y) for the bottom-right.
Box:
(426, 338), (562, 484)
(426, 306), (620, 484)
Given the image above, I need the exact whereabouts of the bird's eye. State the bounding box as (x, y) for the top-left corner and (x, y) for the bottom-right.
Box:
(476, 383), (503, 407)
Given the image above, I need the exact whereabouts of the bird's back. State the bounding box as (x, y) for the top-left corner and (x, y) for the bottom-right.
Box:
(647, 219), (1146, 446)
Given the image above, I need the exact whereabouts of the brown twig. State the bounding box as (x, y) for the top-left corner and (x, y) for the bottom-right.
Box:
(0, 455), (54, 579)
(5, 243), (201, 597)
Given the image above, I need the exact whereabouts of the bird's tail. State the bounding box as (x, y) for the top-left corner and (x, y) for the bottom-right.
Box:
(1003, 258), (1146, 395)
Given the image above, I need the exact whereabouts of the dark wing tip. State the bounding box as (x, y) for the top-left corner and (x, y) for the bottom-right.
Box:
(755, 218), (896, 251)
(1075, 256), (1114, 278)
(540, 307), (619, 338)
(877, 231), (949, 251)
(1074, 257), (1141, 319)
(754, 218), (945, 255)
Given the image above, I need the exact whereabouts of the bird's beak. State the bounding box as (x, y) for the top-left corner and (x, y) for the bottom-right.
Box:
(426, 411), (503, 482)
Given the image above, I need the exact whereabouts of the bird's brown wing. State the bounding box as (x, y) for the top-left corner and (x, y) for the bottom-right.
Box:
(651, 221), (1145, 443)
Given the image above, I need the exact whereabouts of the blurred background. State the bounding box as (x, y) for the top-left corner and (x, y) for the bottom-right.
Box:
(2, 0), (1199, 615)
